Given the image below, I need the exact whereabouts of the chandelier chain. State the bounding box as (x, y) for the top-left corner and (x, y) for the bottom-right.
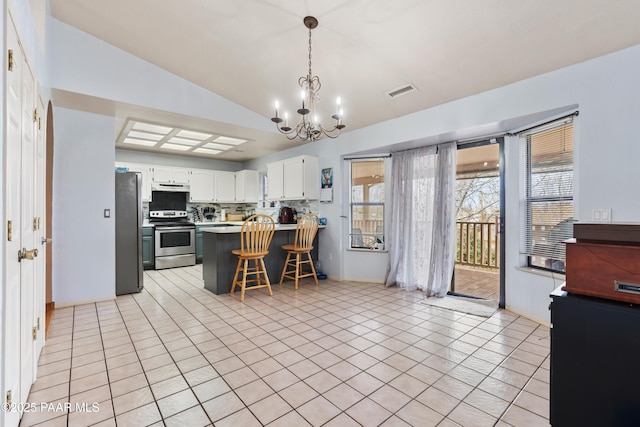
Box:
(270, 16), (345, 142)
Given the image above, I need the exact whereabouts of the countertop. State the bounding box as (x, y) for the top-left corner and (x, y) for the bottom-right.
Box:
(202, 224), (325, 234)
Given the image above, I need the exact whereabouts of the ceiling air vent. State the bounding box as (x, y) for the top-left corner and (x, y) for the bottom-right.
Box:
(387, 84), (418, 99)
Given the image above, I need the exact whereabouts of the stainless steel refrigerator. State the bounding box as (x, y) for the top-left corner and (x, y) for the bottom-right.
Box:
(115, 171), (144, 295)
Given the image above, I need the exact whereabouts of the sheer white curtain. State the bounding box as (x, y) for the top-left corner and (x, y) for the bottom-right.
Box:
(385, 142), (457, 297)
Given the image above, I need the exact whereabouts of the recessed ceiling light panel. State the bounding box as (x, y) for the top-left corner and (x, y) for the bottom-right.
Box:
(128, 131), (164, 141)
(132, 122), (173, 134)
(176, 130), (214, 140)
(203, 143), (232, 151)
(194, 148), (222, 155)
(168, 137), (201, 146)
(162, 143), (191, 151)
(123, 137), (158, 147)
(213, 136), (246, 145)
(387, 84), (418, 99)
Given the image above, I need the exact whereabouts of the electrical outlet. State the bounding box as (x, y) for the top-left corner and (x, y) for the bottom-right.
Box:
(591, 208), (612, 222)
(104, 209), (111, 218)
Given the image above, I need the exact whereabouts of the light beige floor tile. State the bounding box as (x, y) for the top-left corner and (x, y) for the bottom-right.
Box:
(192, 377), (231, 402)
(346, 397), (393, 427)
(370, 384), (412, 413)
(249, 393), (293, 425)
(110, 372), (148, 398)
(323, 412), (362, 427)
(346, 371), (384, 396)
(464, 388), (509, 418)
(69, 370), (109, 396)
(112, 386), (155, 415)
(68, 398), (114, 427)
(69, 384), (111, 410)
(27, 382), (69, 404)
(202, 391), (246, 422)
(157, 388), (199, 418)
(513, 390), (549, 419)
(449, 401), (498, 426)
(266, 409), (312, 427)
(163, 405), (210, 426)
(235, 378), (274, 405)
(297, 395), (341, 426)
(323, 383), (365, 411)
(379, 415), (413, 427)
(395, 399), (444, 427)
(278, 380), (319, 408)
(501, 404), (549, 426)
(115, 402), (162, 426)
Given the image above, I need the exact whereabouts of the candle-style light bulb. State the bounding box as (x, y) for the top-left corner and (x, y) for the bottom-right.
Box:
(300, 90), (306, 109)
(274, 100), (280, 118)
(284, 112), (288, 127)
(336, 97), (342, 106)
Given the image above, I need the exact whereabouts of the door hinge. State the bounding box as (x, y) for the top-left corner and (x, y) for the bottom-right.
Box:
(32, 326), (37, 340)
(8, 49), (14, 71)
(38, 116), (42, 130)
(33, 217), (38, 231)
(7, 220), (12, 241)
(6, 390), (11, 406)
(33, 108), (38, 123)
(37, 317), (41, 330)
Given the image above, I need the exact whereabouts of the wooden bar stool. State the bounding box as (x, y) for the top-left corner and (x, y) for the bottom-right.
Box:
(279, 213), (319, 289)
(230, 214), (275, 301)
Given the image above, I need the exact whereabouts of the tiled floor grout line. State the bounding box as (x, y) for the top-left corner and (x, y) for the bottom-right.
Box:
(27, 266), (551, 426)
(154, 268), (516, 426)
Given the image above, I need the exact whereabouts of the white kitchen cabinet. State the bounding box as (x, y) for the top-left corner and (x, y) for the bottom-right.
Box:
(267, 155), (319, 200)
(115, 162), (153, 201)
(152, 166), (189, 184)
(267, 162), (285, 200)
(214, 171), (236, 202)
(189, 169), (214, 202)
(235, 170), (259, 203)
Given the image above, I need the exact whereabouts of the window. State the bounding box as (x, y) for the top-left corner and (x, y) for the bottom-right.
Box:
(522, 119), (574, 272)
(349, 159), (385, 249)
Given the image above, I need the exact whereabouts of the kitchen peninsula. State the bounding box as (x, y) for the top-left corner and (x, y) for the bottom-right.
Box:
(202, 224), (323, 295)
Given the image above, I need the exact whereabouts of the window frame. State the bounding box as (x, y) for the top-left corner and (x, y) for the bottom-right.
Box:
(521, 119), (575, 273)
(348, 158), (386, 251)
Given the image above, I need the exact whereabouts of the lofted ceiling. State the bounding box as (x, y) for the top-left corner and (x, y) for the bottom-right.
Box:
(50, 0), (640, 161)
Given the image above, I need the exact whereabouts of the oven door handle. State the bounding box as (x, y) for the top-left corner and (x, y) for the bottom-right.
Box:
(155, 226), (195, 231)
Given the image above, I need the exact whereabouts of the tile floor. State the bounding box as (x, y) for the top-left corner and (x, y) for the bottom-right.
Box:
(21, 266), (550, 426)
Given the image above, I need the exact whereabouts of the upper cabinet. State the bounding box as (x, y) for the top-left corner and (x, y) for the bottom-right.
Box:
(115, 161), (260, 204)
(235, 170), (259, 203)
(152, 166), (189, 184)
(115, 162), (152, 201)
(267, 155), (319, 200)
(189, 170), (214, 202)
(214, 171), (236, 203)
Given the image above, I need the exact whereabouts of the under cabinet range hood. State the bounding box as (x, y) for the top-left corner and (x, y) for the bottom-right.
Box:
(151, 182), (190, 192)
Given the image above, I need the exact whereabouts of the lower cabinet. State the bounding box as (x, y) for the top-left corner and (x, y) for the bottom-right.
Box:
(196, 225), (219, 263)
(142, 227), (154, 269)
(550, 289), (640, 425)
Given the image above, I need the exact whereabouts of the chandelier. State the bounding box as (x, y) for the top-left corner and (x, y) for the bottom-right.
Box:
(271, 16), (345, 142)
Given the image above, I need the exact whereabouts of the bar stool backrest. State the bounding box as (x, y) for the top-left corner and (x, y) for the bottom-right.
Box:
(239, 214), (275, 255)
(293, 213), (319, 250)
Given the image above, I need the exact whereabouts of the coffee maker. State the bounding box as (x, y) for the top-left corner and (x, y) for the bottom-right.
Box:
(278, 207), (296, 224)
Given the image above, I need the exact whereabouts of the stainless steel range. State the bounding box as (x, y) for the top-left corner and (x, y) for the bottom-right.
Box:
(149, 186), (196, 269)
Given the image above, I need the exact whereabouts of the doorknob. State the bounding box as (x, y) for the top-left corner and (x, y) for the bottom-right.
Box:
(18, 247), (38, 262)
(41, 237), (52, 245)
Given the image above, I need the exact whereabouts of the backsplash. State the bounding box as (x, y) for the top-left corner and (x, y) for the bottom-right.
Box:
(143, 199), (320, 223)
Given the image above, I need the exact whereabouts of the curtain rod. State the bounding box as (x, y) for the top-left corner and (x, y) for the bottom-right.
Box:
(456, 134), (505, 148)
(343, 154), (391, 160)
(506, 110), (579, 136)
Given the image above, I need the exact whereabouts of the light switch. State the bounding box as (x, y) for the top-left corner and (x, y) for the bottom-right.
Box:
(104, 209), (111, 218)
(591, 208), (612, 222)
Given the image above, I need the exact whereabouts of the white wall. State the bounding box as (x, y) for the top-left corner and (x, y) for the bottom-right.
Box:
(43, 12), (640, 322)
(247, 44), (640, 323)
(52, 108), (116, 305)
(116, 149), (242, 172)
(49, 18), (272, 134)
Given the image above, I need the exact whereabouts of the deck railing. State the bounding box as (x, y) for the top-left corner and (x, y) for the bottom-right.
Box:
(456, 221), (500, 269)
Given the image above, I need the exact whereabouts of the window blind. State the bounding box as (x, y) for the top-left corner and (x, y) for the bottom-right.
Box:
(522, 120), (574, 268)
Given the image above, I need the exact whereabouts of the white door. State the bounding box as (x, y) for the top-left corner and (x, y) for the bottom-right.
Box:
(4, 16), (40, 427)
(4, 17), (24, 427)
(19, 38), (37, 406)
(34, 95), (46, 362)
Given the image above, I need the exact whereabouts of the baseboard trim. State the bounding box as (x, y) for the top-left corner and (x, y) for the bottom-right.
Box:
(54, 296), (116, 308)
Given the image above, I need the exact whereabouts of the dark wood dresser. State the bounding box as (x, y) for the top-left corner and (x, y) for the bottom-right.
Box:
(550, 223), (640, 426)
